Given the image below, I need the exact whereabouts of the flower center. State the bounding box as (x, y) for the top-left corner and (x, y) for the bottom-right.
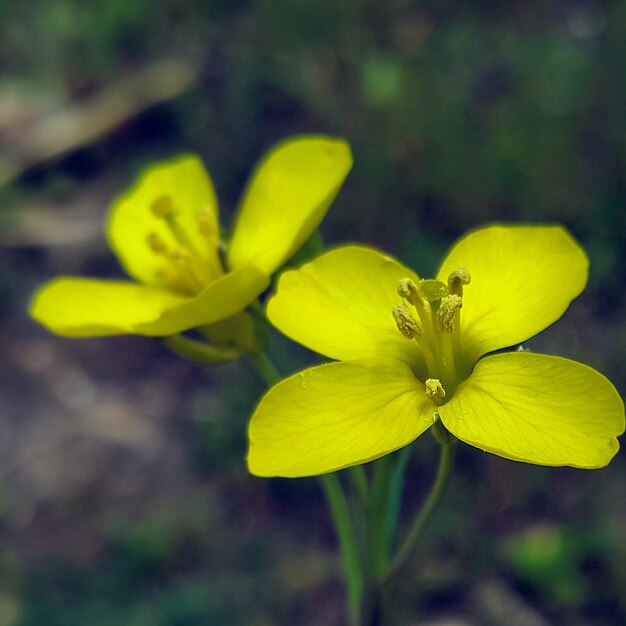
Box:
(392, 269), (471, 402)
(145, 195), (223, 294)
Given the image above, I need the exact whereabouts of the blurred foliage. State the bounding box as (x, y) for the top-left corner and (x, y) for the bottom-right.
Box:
(2, 0), (626, 625)
(504, 523), (626, 619)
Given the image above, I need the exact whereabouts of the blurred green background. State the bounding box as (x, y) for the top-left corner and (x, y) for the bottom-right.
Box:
(1, 1), (625, 624)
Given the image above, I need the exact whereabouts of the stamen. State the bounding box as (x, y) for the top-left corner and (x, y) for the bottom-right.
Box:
(145, 194), (225, 293)
(167, 247), (204, 292)
(197, 207), (217, 237)
(397, 278), (423, 308)
(393, 267), (471, 394)
(151, 195), (218, 286)
(437, 294), (463, 333)
(447, 268), (471, 297)
(392, 303), (422, 339)
(168, 247), (192, 262)
(425, 378), (446, 399)
(147, 233), (168, 254)
(151, 195), (178, 218)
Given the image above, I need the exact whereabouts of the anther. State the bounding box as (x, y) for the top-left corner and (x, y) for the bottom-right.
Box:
(151, 195), (177, 218)
(425, 378), (446, 399)
(397, 278), (423, 307)
(447, 268), (471, 297)
(147, 233), (167, 254)
(392, 303), (422, 339)
(168, 247), (192, 262)
(197, 207), (216, 237)
(437, 294), (463, 333)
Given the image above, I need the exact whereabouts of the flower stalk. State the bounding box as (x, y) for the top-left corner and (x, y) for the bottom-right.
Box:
(163, 334), (240, 364)
(247, 351), (456, 626)
(384, 434), (457, 583)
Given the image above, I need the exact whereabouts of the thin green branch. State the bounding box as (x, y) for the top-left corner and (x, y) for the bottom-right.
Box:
(384, 445), (413, 558)
(368, 456), (393, 577)
(163, 334), (240, 364)
(248, 351), (281, 386)
(321, 473), (364, 626)
(383, 440), (456, 582)
(349, 465), (369, 505)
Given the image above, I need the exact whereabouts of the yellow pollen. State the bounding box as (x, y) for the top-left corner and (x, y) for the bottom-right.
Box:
(144, 195), (225, 293)
(448, 268), (471, 296)
(437, 294), (462, 333)
(425, 378), (446, 399)
(197, 207), (216, 237)
(151, 195), (178, 218)
(397, 278), (423, 307)
(164, 247), (205, 292)
(168, 247), (192, 262)
(147, 233), (167, 254)
(392, 303), (422, 338)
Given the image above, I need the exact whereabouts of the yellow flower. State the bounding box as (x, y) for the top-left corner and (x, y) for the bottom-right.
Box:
(248, 225), (625, 477)
(30, 136), (352, 339)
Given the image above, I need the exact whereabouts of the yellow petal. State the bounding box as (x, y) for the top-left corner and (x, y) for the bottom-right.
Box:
(107, 155), (220, 286)
(144, 265), (270, 335)
(227, 136), (352, 275)
(437, 225), (588, 364)
(267, 245), (423, 366)
(248, 360), (436, 477)
(31, 266), (269, 337)
(30, 277), (190, 337)
(439, 352), (624, 468)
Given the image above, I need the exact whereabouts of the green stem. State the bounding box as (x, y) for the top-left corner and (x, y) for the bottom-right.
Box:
(163, 334), (240, 364)
(248, 351), (281, 385)
(361, 582), (384, 626)
(368, 456), (393, 577)
(355, 457), (389, 626)
(321, 473), (364, 626)
(384, 445), (413, 558)
(383, 440), (456, 582)
(350, 465), (369, 505)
